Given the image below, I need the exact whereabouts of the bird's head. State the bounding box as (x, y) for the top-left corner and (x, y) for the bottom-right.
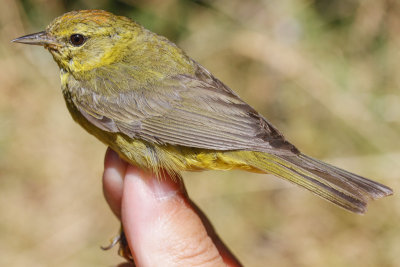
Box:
(12, 10), (137, 73)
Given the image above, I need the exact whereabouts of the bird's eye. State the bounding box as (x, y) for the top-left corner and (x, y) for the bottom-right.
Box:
(69, 34), (86, 46)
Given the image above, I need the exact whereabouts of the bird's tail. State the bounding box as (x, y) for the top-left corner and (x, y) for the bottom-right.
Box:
(242, 151), (393, 214)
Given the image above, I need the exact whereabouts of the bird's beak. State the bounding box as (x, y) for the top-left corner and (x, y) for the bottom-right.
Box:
(12, 31), (58, 48)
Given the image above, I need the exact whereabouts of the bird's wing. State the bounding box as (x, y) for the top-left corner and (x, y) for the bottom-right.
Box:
(67, 64), (298, 155)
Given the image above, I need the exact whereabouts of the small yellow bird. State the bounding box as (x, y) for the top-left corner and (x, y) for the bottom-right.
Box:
(13, 10), (392, 216)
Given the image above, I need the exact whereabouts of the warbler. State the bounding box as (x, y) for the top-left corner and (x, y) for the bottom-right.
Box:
(13, 10), (392, 214)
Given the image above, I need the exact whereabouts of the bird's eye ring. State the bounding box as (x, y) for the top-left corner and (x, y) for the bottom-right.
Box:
(70, 34), (86, 47)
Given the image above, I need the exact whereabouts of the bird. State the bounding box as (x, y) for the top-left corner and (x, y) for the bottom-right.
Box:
(13, 10), (392, 218)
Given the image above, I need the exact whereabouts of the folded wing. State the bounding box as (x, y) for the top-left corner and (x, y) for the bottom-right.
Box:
(67, 63), (298, 155)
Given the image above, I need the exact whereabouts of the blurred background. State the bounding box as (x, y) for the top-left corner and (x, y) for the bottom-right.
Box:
(1, 0), (399, 266)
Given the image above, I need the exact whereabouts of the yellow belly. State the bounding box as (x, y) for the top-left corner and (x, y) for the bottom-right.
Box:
(63, 93), (262, 177)
(113, 133), (263, 175)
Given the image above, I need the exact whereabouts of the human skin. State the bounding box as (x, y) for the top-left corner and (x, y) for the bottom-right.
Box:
(102, 147), (242, 267)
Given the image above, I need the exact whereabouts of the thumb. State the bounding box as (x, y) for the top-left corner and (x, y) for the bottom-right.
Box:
(121, 166), (226, 267)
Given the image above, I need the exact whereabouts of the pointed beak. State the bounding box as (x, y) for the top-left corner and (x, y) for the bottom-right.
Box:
(12, 31), (58, 47)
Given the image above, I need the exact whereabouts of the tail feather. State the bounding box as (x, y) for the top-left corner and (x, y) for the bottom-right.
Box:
(244, 152), (393, 214)
(295, 154), (393, 199)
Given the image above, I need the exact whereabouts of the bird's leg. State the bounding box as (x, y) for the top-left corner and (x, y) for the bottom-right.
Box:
(102, 225), (135, 265)
(118, 227), (135, 263)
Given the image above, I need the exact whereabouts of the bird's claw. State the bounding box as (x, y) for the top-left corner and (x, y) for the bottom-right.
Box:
(101, 234), (121, 251)
(102, 229), (135, 264)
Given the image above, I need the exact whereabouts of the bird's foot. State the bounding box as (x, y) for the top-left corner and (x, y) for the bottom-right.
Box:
(102, 228), (135, 265)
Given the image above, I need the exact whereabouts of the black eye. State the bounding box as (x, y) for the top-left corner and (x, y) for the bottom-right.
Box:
(70, 34), (86, 46)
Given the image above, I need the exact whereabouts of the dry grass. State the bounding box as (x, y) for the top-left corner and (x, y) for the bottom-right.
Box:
(1, 0), (399, 266)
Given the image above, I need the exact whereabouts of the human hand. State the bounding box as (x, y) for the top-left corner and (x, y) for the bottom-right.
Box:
(102, 147), (242, 267)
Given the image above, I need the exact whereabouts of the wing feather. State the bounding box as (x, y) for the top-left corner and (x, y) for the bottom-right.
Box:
(67, 63), (298, 155)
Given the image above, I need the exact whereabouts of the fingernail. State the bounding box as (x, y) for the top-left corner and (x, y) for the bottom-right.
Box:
(147, 176), (181, 201)
(104, 148), (121, 167)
